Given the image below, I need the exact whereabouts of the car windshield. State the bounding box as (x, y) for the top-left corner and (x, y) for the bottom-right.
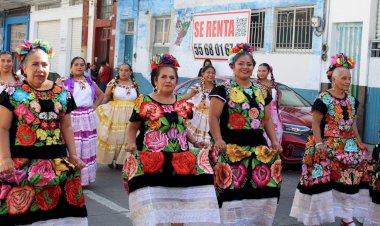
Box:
(278, 84), (311, 107)
(176, 78), (225, 96)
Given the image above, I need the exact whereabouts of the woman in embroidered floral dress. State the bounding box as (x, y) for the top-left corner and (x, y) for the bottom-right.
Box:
(0, 51), (23, 93)
(63, 57), (104, 186)
(256, 63), (283, 147)
(96, 63), (140, 167)
(182, 65), (216, 148)
(0, 40), (87, 225)
(365, 142), (380, 226)
(209, 43), (282, 226)
(122, 53), (220, 226)
(290, 54), (371, 226)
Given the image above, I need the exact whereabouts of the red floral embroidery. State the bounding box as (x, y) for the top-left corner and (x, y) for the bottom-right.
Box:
(65, 177), (85, 207)
(6, 185), (35, 215)
(47, 91), (55, 99)
(34, 91), (43, 99)
(174, 100), (193, 118)
(21, 84), (31, 92)
(36, 186), (62, 210)
(140, 151), (165, 174)
(16, 124), (37, 146)
(172, 151), (196, 175)
(228, 112), (246, 129)
(330, 170), (341, 181)
(139, 102), (164, 121)
(54, 85), (62, 94)
(215, 163), (233, 189)
(13, 158), (30, 169)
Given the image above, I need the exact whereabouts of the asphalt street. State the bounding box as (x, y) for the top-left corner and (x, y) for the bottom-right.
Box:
(85, 163), (360, 226)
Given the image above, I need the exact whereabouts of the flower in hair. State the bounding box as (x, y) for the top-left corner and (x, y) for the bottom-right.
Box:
(150, 53), (180, 70)
(228, 43), (254, 69)
(326, 53), (355, 78)
(15, 39), (55, 61)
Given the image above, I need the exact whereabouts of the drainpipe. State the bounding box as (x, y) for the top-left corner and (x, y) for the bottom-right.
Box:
(82, 0), (89, 60)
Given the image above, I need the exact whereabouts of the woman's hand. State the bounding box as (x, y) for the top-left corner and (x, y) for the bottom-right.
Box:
(214, 139), (227, 153)
(272, 143), (283, 153)
(194, 141), (208, 148)
(126, 143), (137, 152)
(0, 158), (15, 174)
(68, 155), (86, 170)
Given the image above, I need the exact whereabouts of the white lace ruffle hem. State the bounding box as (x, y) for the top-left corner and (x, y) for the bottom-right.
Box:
(128, 185), (220, 226)
(219, 198), (278, 226)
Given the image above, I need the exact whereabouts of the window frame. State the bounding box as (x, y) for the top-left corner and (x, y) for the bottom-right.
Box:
(152, 17), (171, 54)
(274, 6), (314, 53)
(249, 9), (266, 51)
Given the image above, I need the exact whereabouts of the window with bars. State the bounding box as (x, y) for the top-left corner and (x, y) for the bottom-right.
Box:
(152, 17), (171, 55)
(99, 0), (113, 19)
(275, 7), (314, 52)
(69, 0), (83, 6)
(250, 10), (265, 50)
(126, 20), (134, 34)
(36, 1), (61, 11)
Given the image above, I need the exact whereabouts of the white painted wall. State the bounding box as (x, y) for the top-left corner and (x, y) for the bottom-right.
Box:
(29, 1), (83, 76)
(326, 0), (378, 86)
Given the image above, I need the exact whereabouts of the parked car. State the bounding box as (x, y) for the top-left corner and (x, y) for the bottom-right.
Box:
(175, 77), (313, 163)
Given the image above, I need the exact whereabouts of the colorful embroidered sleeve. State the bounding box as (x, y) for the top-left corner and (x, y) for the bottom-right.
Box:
(129, 94), (145, 122)
(209, 85), (227, 103)
(0, 89), (13, 111)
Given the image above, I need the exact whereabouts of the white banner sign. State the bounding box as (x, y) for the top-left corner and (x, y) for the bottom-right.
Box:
(192, 10), (251, 60)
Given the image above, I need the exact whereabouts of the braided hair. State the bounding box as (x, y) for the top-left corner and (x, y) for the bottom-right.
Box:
(200, 65), (216, 101)
(258, 63), (280, 108)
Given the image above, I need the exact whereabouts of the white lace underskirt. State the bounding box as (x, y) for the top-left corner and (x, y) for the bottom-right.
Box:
(364, 202), (380, 226)
(129, 185), (220, 226)
(28, 217), (88, 226)
(290, 188), (370, 225)
(219, 198), (278, 226)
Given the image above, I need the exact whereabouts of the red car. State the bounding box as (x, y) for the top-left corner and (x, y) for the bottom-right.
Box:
(175, 77), (312, 163)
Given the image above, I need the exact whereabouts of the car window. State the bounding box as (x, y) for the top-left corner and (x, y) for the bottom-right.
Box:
(278, 84), (311, 107)
(176, 80), (201, 95)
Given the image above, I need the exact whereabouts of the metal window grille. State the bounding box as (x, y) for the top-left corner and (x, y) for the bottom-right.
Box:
(250, 10), (265, 50)
(371, 40), (380, 57)
(275, 7), (313, 53)
(153, 17), (171, 54)
(36, 1), (61, 11)
(69, 0), (83, 6)
(100, 0), (113, 19)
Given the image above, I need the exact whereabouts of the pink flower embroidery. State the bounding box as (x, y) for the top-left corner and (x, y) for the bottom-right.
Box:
(14, 104), (36, 124)
(178, 130), (188, 151)
(54, 102), (62, 113)
(143, 130), (168, 152)
(0, 184), (11, 200)
(167, 128), (178, 139)
(162, 105), (174, 113)
(231, 164), (248, 188)
(209, 145), (219, 164)
(125, 155), (138, 180)
(0, 169), (26, 184)
(252, 164), (271, 188)
(271, 160), (282, 184)
(28, 160), (56, 186)
(197, 148), (213, 174)
(250, 119), (260, 129)
(29, 100), (41, 113)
